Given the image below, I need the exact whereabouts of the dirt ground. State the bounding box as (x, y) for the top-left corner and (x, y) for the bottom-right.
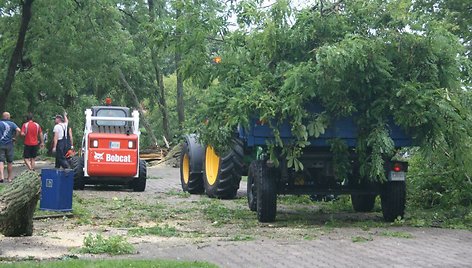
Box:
(0, 161), (471, 267)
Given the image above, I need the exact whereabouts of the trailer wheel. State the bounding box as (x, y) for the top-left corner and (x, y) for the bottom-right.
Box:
(351, 194), (376, 212)
(70, 156), (85, 190)
(180, 141), (204, 194)
(203, 140), (243, 199)
(381, 181), (406, 222)
(254, 161), (277, 222)
(247, 161), (258, 211)
(132, 160), (147, 192)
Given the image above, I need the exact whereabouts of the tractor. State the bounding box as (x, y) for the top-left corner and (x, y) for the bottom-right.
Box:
(70, 100), (147, 191)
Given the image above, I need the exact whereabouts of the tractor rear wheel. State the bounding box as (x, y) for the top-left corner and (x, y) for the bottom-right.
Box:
(70, 156), (85, 190)
(132, 160), (147, 192)
(254, 161), (277, 222)
(203, 140), (243, 199)
(351, 194), (376, 212)
(180, 140), (204, 194)
(247, 161), (258, 211)
(381, 181), (406, 222)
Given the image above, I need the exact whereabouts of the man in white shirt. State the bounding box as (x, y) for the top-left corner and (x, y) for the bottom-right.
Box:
(52, 113), (71, 169)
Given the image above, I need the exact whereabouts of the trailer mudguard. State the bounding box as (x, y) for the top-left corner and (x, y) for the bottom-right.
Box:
(184, 134), (205, 175)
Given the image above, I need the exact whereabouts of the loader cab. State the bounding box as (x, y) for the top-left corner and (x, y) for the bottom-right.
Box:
(91, 106), (132, 133)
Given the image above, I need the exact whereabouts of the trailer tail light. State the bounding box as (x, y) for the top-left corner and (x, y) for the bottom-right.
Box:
(128, 140), (136, 149)
(389, 161), (407, 181)
(393, 163), (402, 172)
(91, 139), (99, 148)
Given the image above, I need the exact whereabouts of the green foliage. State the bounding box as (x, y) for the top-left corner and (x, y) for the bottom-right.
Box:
(379, 231), (413, 239)
(77, 233), (134, 255)
(129, 224), (179, 237)
(192, 0), (472, 184)
(201, 199), (253, 226)
(408, 152), (472, 208)
(328, 139), (351, 181)
(278, 195), (313, 205)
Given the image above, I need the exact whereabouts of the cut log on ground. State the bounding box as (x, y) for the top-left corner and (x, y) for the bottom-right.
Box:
(0, 170), (41, 237)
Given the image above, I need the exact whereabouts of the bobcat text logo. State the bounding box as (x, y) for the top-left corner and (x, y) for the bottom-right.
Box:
(93, 152), (131, 163)
(93, 152), (104, 162)
(106, 154), (132, 163)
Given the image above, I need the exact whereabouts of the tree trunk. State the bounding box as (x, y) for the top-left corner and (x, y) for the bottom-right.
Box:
(175, 7), (185, 128)
(176, 53), (185, 127)
(0, 170), (41, 237)
(156, 70), (170, 139)
(148, 0), (171, 141)
(118, 69), (160, 148)
(0, 0), (34, 112)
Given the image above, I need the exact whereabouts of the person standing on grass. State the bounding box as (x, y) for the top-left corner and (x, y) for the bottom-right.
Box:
(21, 113), (45, 171)
(0, 112), (21, 183)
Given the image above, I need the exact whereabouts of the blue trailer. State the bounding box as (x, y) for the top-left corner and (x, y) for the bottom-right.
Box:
(180, 102), (412, 222)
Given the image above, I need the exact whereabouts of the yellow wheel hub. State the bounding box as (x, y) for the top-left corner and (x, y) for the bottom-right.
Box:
(205, 146), (220, 186)
(182, 153), (190, 184)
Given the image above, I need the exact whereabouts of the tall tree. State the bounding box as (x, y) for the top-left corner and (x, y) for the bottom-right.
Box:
(169, 0), (228, 128)
(119, 69), (159, 147)
(174, 4), (185, 127)
(0, 0), (34, 112)
(148, 0), (171, 140)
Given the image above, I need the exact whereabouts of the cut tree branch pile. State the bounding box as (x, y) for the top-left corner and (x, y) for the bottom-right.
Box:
(0, 170), (41, 237)
(148, 144), (182, 167)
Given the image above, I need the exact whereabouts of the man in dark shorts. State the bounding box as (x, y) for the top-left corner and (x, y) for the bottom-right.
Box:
(52, 113), (72, 169)
(0, 112), (21, 183)
(21, 113), (44, 170)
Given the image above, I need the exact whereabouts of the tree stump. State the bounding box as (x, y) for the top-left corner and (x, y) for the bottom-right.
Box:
(0, 170), (41, 237)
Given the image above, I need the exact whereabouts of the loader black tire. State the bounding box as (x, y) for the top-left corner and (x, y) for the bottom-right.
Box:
(247, 161), (258, 211)
(132, 160), (147, 192)
(351, 194), (376, 212)
(70, 156), (85, 190)
(254, 161), (277, 222)
(203, 139), (244, 199)
(180, 141), (204, 194)
(381, 181), (406, 222)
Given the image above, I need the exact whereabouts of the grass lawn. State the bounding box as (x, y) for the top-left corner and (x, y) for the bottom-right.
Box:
(0, 259), (218, 268)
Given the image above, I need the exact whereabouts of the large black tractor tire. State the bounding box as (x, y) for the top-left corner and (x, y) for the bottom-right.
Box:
(351, 194), (376, 212)
(254, 161), (277, 222)
(70, 156), (85, 190)
(180, 139), (204, 194)
(381, 181), (406, 222)
(132, 159), (147, 192)
(203, 140), (244, 199)
(247, 161), (258, 211)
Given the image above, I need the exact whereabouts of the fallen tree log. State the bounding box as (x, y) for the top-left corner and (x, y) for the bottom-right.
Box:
(0, 170), (41, 237)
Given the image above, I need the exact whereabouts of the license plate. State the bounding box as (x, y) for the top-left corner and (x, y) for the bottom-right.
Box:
(389, 171), (405, 181)
(110, 141), (120, 149)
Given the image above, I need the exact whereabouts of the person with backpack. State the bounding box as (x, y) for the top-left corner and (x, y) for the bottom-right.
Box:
(21, 113), (44, 171)
(52, 112), (72, 169)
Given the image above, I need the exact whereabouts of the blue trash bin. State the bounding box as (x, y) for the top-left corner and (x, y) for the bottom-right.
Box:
(40, 169), (74, 212)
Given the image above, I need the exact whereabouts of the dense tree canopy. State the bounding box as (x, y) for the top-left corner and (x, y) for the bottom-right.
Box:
(1, 0), (471, 207)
